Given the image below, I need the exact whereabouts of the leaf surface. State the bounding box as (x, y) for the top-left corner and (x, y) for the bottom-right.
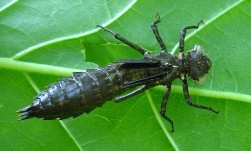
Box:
(0, 0), (251, 151)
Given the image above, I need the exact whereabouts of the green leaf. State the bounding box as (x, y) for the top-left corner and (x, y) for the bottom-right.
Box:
(1, 0), (251, 151)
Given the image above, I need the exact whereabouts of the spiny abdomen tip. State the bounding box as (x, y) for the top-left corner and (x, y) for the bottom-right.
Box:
(16, 105), (34, 120)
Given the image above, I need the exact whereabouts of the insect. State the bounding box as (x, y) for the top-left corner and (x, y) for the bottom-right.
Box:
(17, 15), (218, 132)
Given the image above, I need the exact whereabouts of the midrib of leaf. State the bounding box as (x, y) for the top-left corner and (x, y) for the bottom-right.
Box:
(155, 86), (251, 103)
(3, 55), (250, 102)
(0, 57), (82, 76)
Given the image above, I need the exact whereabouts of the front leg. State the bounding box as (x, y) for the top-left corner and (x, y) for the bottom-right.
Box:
(151, 14), (167, 53)
(178, 20), (203, 59)
(182, 78), (219, 113)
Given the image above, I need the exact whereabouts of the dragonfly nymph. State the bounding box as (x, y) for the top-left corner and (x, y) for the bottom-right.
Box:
(17, 15), (218, 132)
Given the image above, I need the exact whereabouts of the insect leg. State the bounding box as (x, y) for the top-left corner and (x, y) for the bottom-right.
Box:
(115, 85), (149, 103)
(151, 14), (167, 53)
(178, 20), (203, 59)
(160, 84), (174, 132)
(97, 25), (149, 55)
(182, 78), (219, 113)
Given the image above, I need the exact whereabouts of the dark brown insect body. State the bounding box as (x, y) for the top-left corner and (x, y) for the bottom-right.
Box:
(17, 15), (218, 132)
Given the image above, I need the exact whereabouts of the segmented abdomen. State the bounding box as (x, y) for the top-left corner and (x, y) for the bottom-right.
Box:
(17, 64), (160, 120)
